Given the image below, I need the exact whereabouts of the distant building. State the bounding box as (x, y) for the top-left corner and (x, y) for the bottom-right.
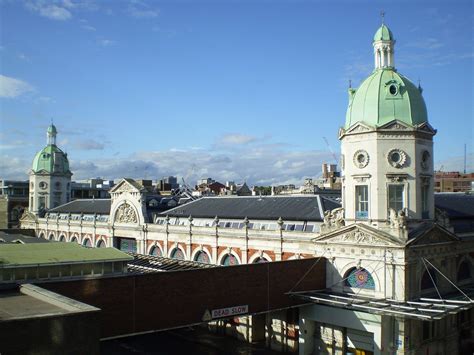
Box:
(71, 178), (115, 199)
(434, 171), (474, 192)
(0, 180), (29, 228)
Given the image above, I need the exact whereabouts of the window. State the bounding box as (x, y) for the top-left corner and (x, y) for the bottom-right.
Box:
(39, 196), (46, 210)
(421, 269), (437, 290)
(421, 183), (429, 218)
(149, 245), (162, 256)
(355, 185), (369, 219)
(170, 248), (185, 260)
(194, 251), (210, 264)
(97, 240), (106, 248)
(221, 254), (239, 266)
(83, 239), (92, 247)
(457, 261), (471, 282)
(388, 185), (404, 211)
(344, 267), (375, 290)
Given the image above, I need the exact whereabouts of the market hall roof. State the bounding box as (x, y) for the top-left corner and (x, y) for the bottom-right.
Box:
(49, 198), (111, 215)
(162, 195), (341, 221)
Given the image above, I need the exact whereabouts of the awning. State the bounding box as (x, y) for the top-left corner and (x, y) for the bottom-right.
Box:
(289, 289), (474, 321)
(126, 252), (216, 273)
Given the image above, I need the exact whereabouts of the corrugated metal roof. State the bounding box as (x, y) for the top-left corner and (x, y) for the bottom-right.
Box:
(161, 195), (341, 221)
(49, 199), (111, 214)
(127, 253), (216, 273)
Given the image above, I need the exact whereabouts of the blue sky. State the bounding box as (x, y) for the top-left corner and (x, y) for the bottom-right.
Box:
(1, 0), (473, 185)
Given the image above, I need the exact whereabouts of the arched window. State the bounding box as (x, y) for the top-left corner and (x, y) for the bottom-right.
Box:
(457, 261), (471, 282)
(83, 239), (92, 247)
(149, 245), (162, 256)
(194, 251), (210, 264)
(59, 235), (66, 242)
(344, 267), (375, 290)
(253, 257), (268, 263)
(48, 233), (55, 241)
(38, 232), (45, 239)
(97, 240), (106, 248)
(70, 236), (78, 243)
(421, 269), (437, 290)
(170, 248), (185, 260)
(221, 254), (239, 266)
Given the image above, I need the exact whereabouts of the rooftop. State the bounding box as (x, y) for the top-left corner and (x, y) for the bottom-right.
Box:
(162, 195), (340, 221)
(49, 198), (111, 215)
(0, 242), (132, 267)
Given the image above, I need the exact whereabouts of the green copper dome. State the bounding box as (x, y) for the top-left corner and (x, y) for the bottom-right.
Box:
(32, 145), (71, 175)
(345, 68), (428, 129)
(47, 124), (57, 135)
(373, 24), (393, 41)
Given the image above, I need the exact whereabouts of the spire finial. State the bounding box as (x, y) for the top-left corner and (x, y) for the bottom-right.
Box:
(349, 79), (352, 89)
(380, 10), (385, 25)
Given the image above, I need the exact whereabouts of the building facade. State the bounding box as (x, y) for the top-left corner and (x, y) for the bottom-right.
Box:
(20, 23), (474, 355)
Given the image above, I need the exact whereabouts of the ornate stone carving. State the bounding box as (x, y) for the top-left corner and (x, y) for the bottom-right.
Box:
(335, 230), (389, 245)
(353, 150), (369, 169)
(321, 207), (345, 233)
(387, 148), (407, 168)
(435, 208), (450, 229)
(388, 208), (407, 229)
(115, 183), (135, 193)
(114, 202), (138, 224)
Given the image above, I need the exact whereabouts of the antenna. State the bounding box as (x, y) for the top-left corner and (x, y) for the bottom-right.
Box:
(464, 143), (467, 174)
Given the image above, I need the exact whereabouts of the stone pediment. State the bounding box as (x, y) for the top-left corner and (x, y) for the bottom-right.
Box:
(407, 223), (459, 247)
(312, 223), (404, 247)
(109, 178), (145, 194)
(415, 122), (437, 135)
(346, 122), (373, 134)
(378, 120), (411, 131)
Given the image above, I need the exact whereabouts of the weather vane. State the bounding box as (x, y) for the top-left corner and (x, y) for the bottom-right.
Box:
(380, 10), (385, 24)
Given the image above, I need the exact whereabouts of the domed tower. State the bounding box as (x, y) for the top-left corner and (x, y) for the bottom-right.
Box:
(29, 124), (72, 214)
(339, 23), (436, 237)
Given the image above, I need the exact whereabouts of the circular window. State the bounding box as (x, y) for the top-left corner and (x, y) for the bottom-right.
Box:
(389, 84), (398, 95)
(353, 150), (369, 169)
(421, 150), (430, 170)
(39, 181), (48, 190)
(387, 149), (407, 168)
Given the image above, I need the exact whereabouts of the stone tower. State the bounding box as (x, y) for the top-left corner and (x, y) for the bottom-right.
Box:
(29, 124), (72, 214)
(339, 23), (436, 236)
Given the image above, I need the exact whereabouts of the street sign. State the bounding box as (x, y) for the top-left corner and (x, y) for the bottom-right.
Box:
(209, 305), (249, 319)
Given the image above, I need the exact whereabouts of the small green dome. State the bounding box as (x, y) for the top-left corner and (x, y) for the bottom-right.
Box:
(47, 124), (57, 135)
(373, 24), (393, 41)
(32, 145), (71, 175)
(345, 68), (428, 129)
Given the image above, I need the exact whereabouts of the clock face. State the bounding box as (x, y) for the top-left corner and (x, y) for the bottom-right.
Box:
(39, 181), (48, 190)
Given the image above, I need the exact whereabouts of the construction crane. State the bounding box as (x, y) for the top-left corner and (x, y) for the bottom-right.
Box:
(323, 137), (339, 166)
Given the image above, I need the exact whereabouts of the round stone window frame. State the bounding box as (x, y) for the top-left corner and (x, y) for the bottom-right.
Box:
(353, 150), (370, 169)
(387, 149), (407, 168)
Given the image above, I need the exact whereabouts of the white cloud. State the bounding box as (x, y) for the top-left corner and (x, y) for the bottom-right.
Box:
(73, 139), (105, 150)
(217, 133), (257, 146)
(0, 75), (35, 98)
(126, 1), (159, 18)
(98, 39), (117, 47)
(81, 24), (96, 31)
(25, 1), (72, 21)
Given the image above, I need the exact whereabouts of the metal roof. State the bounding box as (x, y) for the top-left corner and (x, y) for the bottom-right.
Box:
(0, 231), (50, 244)
(290, 290), (474, 321)
(126, 253), (216, 273)
(161, 195), (341, 222)
(435, 193), (474, 218)
(49, 198), (111, 214)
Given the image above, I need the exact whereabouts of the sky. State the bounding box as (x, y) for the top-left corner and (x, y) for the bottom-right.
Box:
(1, 0), (473, 186)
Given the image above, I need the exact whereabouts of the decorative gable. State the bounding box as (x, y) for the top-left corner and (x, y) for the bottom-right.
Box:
(378, 119), (411, 130)
(346, 122), (373, 134)
(407, 224), (459, 247)
(313, 223), (404, 247)
(109, 178), (144, 195)
(415, 122), (437, 135)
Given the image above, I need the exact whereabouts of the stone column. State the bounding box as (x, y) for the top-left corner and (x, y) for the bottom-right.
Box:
(212, 216), (219, 264)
